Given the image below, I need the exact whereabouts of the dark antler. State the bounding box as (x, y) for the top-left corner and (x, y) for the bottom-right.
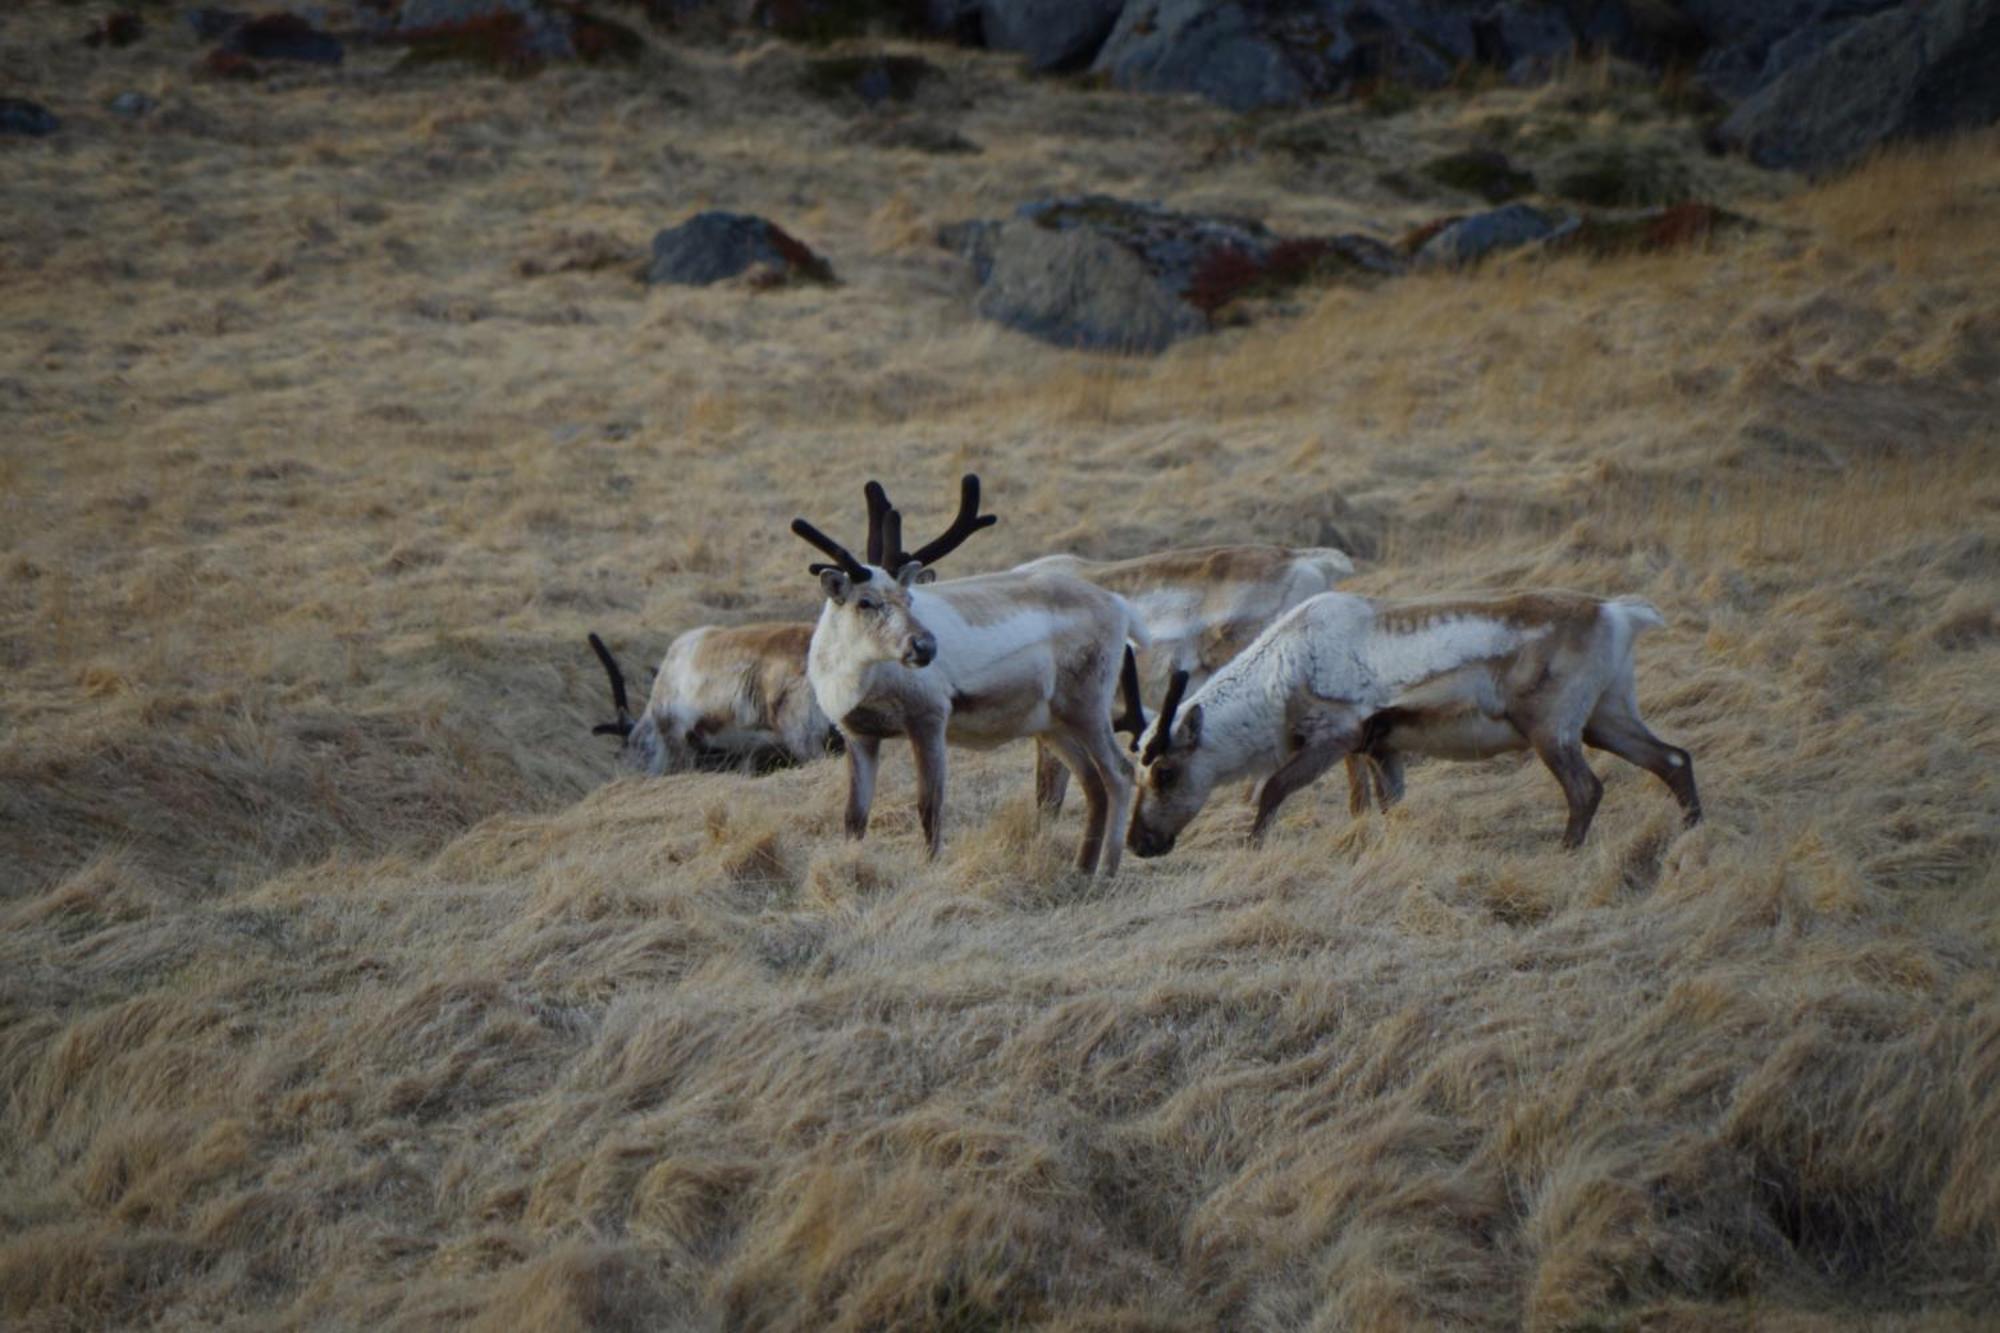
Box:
(791, 518), (871, 582)
(902, 473), (997, 571)
(1113, 644), (1147, 745)
(864, 481), (891, 567)
(1142, 668), (1190, 763)
(882, 507), (905, 571)
(587, 633), (635, 739)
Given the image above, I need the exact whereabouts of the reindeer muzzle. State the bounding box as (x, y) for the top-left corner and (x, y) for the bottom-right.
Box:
(904, 633), (938, 669)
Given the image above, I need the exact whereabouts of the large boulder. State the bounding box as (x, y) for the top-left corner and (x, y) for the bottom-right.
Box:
(377, 0), (643, 67)
(974, 222), (1206, 353)
(1716, 0), (2000, 174)
(645, 212), (836, 287)
(0, 98), (60, 137)
(223, 13), (344, 63)
(981, 0), (1126, 71)
(1090, 0), (1486, 112)
(1685, 0), (1904, 101)
(1412, 202), (1566, 268)
(950, 195), (1401, 351)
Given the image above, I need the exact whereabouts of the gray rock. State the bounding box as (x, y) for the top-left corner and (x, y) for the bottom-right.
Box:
(1717, 0), (2000, 174)
(1482, 0), (1577, 84)
(1414, 202), (1566, 268)
(974, 220), (1206, 353)
(981, 0), (1126, 71)
(1688, 0), (1903, 100)
(109, 91), (158, 118)
(952, 195), (1401, 351)
(645, 212), (836, 287)
(0, 98), (60, 137)
(1090, 0), (1480, 111)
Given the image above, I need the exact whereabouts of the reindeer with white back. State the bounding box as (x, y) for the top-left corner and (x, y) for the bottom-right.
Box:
(1010, 543), (1357, 812)
(793, 475), (1145, 876)
(1127, 590), (1702, 857)
(586, 624), (837, 775)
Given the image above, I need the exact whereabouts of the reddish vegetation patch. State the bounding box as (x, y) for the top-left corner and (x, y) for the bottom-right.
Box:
(761, 222), (837, 285)
(1184, 247), (1266, 317)
(1553, 203), (1755, 259)
(199, 49), (261, 81)
(1185, 237), (1368, 318)
(84, 12), (145, 49)
(1397, 215), (1459, 256)
(397, 14), (544, 75)
(569, 9), (643, 62)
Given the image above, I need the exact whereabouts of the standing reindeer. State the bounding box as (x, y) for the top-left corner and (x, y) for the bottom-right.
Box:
(794, 475), (1144, 876)
(1127, 591), (1702, 857)
(586, 625), (838, 775)
(1010, 544), (1355, 812)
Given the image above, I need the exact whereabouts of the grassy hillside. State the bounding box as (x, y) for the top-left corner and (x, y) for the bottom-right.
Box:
(3, 4), (1997, 1328)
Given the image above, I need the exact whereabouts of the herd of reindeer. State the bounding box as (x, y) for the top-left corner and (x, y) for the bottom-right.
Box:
(586, 475), (1703, 878)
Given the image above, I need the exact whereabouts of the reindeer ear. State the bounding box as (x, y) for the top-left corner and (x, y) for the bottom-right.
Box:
(896, 559), (928, 588)
(1181, 704), (1204, 747)
(819, 569), (852, 603)
(914, 567), (937, 586)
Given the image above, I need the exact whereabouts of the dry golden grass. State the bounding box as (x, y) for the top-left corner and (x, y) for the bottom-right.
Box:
(4, 4), (1998, 1328)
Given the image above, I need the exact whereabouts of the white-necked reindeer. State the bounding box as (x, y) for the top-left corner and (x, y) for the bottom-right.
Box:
(1127, 591), (1702, 857)
(1010, 543), (1356, 811)
(794, 475), (1144, 876)
(587, 625), (837, 775)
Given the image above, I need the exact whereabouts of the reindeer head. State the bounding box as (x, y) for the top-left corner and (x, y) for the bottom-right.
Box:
(1127, 669), (1215, 858)
(791, 474), (997, 672)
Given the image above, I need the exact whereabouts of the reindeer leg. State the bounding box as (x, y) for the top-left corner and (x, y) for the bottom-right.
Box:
(1530, 731), (1603, 850)
(1251, 737), (1352, 842)
(843, 733), (880, 840)
(1585, 706), (1701, 828)
(909, 717), (949, 859)
(1044, 732), (1108, 875)
(1070, 723), (1134, 879)
(1344, 754), (1376, 817)
(1034, 739), (1071, 818)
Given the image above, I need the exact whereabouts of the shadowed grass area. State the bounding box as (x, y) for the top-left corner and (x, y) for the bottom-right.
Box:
(2, 2), (1998, 1327)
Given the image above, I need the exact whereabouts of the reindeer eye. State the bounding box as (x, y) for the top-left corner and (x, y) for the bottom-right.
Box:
(857, 597), (879, 611)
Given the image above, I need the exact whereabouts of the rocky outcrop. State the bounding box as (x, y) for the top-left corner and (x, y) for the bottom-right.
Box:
(0, 98), (60, 137)
(974, 222), (1207, 353)
(980, 0), (1125, 71)
(1684, 0), (1904, 101)
(224, 14), (344, 63)
(1716, 0), (2000, 174)
(645, 212), (836, 287)
(1412, 203), (1565, 268)
(947, 195), (1401, 352)
(1090, 1), (1484, 112)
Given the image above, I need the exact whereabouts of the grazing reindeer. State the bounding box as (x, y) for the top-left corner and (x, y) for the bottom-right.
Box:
(1127, 591), (1701, 857)
(1011, 544), (1356, 811)
(794, 475), (1143, 876)
(586, 626), (838, 775)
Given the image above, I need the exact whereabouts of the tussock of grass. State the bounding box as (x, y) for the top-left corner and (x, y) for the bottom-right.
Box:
(3, 2), (1998, 1327)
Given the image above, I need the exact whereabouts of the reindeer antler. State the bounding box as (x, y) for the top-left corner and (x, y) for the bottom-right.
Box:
(1113, 644), (1147, 745)
(588, 633), (636, 739)
(904, 473), (997, 571)
(882, 507), (906, 571)
(791, 518), (871, 582)
(1142, 668), (1191, 763)
(864, 481), (891, 567)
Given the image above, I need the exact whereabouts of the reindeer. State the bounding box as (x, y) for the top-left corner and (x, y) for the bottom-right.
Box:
(1010, 544), (1356, 812)
(586, 625), (838, 775)
(1126, 591), (1702, 857)
(793, 475), (1144, 876)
